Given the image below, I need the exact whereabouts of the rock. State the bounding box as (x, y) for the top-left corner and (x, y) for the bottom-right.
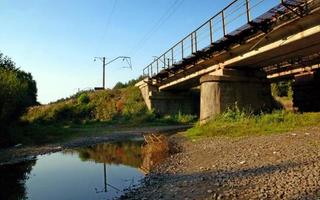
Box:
(182, 180), (188, 187)
(207, 189), (213, 193)
(239, 161), (246, 165)
(54, 146), (62, 150)
(217, 194), (224, 200)
(14, 144), (22, 148)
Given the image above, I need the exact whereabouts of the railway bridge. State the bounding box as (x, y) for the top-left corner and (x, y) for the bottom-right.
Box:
(136, 0), (320, 123)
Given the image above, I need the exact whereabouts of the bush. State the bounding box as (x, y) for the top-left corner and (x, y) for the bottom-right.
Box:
(121, 86), (147, 116)
(0, 53), (37, 144)
(23, 86), (150, 124)
(77, 93), (90, 104)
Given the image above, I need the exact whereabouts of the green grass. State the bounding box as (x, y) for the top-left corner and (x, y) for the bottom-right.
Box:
(187, 110), (320, 138)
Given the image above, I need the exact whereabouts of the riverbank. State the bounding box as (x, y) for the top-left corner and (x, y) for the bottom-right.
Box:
(0, 124), (191, 165)
(122, 126), (320, 199)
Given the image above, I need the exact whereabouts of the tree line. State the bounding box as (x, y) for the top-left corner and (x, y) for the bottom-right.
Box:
(0, 53), (37, 146)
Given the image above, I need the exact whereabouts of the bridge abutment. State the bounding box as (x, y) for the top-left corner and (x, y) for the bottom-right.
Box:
(200, 68), (274, 123)
(136, 79), (199, 115)
(293, 71), (320, 112)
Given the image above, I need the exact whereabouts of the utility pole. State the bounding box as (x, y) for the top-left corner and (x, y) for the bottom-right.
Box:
(94, 56), (132, 90)
(94, 57), (107, 89)
(102, 57), (106, 89)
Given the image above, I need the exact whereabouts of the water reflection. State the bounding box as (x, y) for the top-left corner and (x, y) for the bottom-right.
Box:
(0, 134), (169, 200)
(66, 134), (170, 174)
(0, 160), (36, 200)
(64, 140), (144, 168)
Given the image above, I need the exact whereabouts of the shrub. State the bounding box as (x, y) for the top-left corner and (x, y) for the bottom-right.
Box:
(77, 93), (90, 104)
(121, 86), (146, 117)
(271, 81), (292, 98)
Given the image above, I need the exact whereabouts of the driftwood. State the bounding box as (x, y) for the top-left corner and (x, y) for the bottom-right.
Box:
(140, 134), (169, 174)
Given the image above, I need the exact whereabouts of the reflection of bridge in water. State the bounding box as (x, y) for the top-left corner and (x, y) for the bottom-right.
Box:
(136, 0), (320, 123)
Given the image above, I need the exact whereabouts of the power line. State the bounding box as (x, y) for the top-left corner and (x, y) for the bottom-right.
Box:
(95, 0), (118, 54)
(131, 0), (183, 55)
(129, 0), (184, 57)
(103, 0), (118, 40)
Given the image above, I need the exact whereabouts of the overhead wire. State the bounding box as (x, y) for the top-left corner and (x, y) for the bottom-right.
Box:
(129, 0), (185, 57)
(95, 0), (118, 54)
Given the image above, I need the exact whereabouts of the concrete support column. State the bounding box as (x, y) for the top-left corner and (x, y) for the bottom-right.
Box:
(293, 71), (320, 112)
(200, 68), (274, 123)
(136, 78), (199, 116)
(135, 78), (158, 110)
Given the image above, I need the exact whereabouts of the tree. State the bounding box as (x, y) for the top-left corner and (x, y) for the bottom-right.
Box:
(0, 52), (37, 144)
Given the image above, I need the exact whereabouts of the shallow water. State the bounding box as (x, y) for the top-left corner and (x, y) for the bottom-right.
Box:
(0, 136), (169, 200)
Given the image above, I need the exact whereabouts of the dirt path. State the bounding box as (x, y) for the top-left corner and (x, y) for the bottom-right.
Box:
(122, 127), (320, 200)
(0, 125), (191, 165)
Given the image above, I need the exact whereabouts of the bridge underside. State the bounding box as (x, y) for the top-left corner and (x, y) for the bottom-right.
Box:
(137, 67), (320, 123)
(158, 11), (320, 91)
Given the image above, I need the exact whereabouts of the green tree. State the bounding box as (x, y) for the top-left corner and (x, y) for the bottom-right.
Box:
(0, 53), (37, 144)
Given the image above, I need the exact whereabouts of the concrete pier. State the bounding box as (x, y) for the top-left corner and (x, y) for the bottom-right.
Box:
(199, 69), (274, 123)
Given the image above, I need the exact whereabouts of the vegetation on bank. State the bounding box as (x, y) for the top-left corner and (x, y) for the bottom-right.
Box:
(187, 108), (320, 138)
(22, 86), (196, 125)
(0, 53), (37, 145)
(16, 84), (195, 145)
(0, 52), (195, 147)
(2, 51), (319, 147)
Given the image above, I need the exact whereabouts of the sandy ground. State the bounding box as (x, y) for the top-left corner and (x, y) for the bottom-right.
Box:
(122, 127), (320, 200)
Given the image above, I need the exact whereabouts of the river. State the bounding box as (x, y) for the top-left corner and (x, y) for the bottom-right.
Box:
(0, 134), (169, 200)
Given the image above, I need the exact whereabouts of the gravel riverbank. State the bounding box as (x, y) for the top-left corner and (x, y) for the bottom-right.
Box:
(122, 127), (320, 200)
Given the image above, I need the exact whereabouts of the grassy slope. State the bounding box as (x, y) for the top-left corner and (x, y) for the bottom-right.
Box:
(15, 87), (195, 145)
(187, 110), (320, 138)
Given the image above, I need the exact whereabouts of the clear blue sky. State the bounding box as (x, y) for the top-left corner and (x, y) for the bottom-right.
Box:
(0, 0), (279, 104)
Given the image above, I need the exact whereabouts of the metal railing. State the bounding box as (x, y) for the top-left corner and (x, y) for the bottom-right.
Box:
(142, 0), (305, 78)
